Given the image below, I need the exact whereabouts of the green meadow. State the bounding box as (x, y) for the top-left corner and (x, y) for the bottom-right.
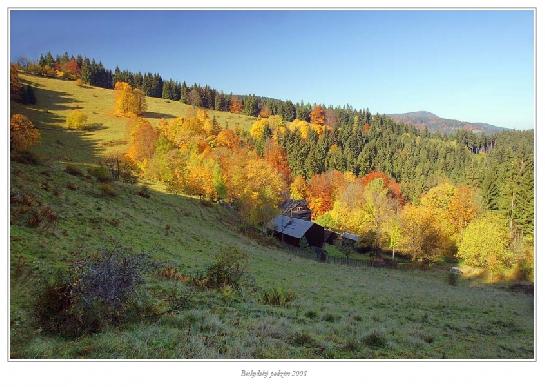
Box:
(10, 74), (534, 359)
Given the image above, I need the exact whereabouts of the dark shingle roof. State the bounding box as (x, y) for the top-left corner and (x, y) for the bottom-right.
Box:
(268, 215), (314, 239)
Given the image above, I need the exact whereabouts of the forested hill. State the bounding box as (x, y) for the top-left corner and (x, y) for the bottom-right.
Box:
(13, 52), (535, 238)
(387, 111), (511, 134)
(22, 52), (513, 135)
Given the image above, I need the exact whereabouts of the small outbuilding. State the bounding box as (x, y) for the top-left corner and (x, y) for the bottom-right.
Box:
(268, 215), (324, 247)
(281, 199), (312, 221)
(324, 229), (340, 245)
(341, 232), (360, 244)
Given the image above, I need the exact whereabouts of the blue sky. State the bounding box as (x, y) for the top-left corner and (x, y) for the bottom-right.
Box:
(10, 10), (534, 129)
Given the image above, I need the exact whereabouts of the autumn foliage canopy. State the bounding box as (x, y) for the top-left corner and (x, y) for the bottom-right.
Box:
(114, 81), (147, 117)
(10, 114), (40, 152)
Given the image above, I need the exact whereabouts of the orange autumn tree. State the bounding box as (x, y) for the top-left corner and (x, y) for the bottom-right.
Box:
(215, 128), (240, 150)
(126, 118), (159, 164)
(10, 114), (40, 152)
(114, 81), (146, 117)
(61, 59), (80, 80)
(362, 171), (404, 205)
(259, 104), (272, 118)
(264, 139), (291, 184)
(310, 105), (326, 126)
(306, 170), (349, 218)
(229, 95), (243, 113)
(447, 185), (481, 234)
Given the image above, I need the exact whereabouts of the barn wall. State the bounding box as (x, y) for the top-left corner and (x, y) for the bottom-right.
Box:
(304, 224), (325, 247)
(273, 231), (301, 247)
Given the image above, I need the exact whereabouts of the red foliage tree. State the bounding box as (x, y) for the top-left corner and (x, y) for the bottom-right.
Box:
(361, 171), (404, 205)
(62, 59), (80, 79)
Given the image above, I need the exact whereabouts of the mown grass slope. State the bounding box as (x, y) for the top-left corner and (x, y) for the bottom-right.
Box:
(9, 75), (534, 359)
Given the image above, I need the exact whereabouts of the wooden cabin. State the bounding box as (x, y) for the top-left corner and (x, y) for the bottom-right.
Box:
(268, 215), (324, 247)
(281, 199), (312, 221)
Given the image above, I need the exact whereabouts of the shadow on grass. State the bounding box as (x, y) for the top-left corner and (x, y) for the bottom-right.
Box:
(141, 111), (177, 120)
(10, 87), (103, 164)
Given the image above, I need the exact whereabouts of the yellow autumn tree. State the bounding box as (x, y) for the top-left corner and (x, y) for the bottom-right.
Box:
(185, 149), (223, 200)
(66, 110), (88, 130)
(223, 150), (286, 226)
(447, 185), (481, 234)
(10, 114), (40, 152)
(399, 204), (444, 262)
(267, 115), (287, 139)
(457, 213), (513, 272)
(114, 81), (147, 117)
(420, 182), (481, 253)
(249, 118), (269, 141)
(290, 176), (307, 200)
(288, 119), (311, 140)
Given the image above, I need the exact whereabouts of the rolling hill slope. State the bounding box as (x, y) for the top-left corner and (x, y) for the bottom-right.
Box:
(387, 111), (509, 134)
(9, 75), (533, 359)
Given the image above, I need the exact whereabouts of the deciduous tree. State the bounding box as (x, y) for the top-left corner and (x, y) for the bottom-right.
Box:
(114, 81), (146, 117)
(126, 118), (159, 164)
(10, 114), (40, 152)
(457, 213), (513, 271)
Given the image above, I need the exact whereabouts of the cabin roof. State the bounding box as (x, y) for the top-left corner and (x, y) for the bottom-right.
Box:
(268, 215), (315, 239)
(341, 232), (360, 242)
(281, 199), (309, 211)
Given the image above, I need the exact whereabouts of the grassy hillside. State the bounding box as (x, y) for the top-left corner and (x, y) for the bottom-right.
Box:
(10, 75), (534, 359)
(14, 74), (256, 161)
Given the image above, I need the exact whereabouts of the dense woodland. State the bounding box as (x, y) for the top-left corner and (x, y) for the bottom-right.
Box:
(11, 52), (535, 279)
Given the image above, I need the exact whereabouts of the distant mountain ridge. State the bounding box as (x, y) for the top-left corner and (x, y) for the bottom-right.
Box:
(387, 111), (509, 134)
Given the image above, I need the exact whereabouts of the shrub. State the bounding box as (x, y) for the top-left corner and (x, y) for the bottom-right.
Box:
(10, 191), (37, 207)
(98, 183), (117, 197)
(261, 287), (296, 306)
(159, 266), (190, 283)
(12, 150), (40, 165)
(220, 285), (237, 303)
(26, 206), (57, 228)
(10, 114), (40, 152)
(200, 246), (249, 289)
(304, 310), (318, 319)
(66, 110), (88, 130)
(137, 185), (151, 198)
(362, 330), (387, 348)
(322, 313), (338, 322)
(35, 246), (153, 337)
(65, 164), (83, 176)
(88, 165), (112, 182)
(290, 331), (315, 347)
